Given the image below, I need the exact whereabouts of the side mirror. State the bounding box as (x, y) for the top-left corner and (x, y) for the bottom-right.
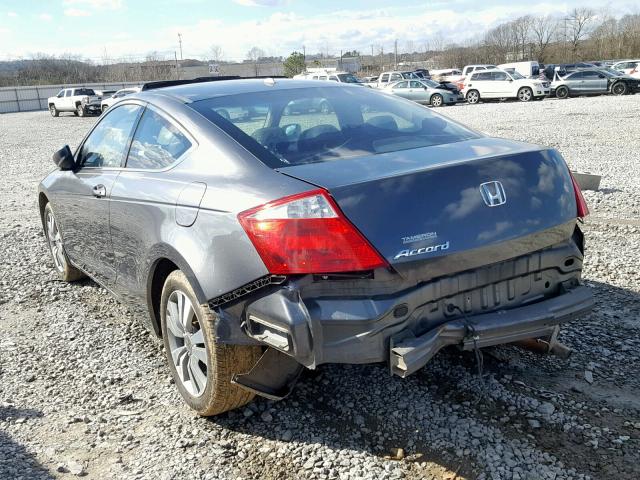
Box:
(52, 145), (76, 171)
(598, 74), (605, 78)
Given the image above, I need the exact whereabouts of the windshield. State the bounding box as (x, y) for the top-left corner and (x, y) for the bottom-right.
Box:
(337, 73), (360, 83)
(509, 71), (525, 80)
(400, 72), (417, 79)
(422, 79), (440, 88)
(189, 85), (479, 168)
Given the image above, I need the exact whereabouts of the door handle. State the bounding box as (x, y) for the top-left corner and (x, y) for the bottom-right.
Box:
(92, 184), (107, 198)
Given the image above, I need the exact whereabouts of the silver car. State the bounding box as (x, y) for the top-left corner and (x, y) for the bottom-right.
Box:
(551, 69), (640, 98)
(384, 79), (463, 107)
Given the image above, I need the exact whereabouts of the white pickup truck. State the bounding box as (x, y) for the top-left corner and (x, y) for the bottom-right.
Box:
(48, 87), (103, 117)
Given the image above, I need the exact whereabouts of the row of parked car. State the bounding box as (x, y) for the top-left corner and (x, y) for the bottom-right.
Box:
(47, 86), (141, 117)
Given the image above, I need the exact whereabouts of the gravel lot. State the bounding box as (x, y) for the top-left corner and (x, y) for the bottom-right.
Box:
(1, 95), (639, 480)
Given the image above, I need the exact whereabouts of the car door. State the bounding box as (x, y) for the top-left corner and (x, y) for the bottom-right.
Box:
(565, 72), (583, 93)
(580, 70), (606, 93)
(63, 89), (73, 111)
(490, 71), (511, 96)
(469, 72), (491, 97)
(109, 105), (195, 305)
(56, 103), (143, 286)
(408, 80), (427, 102)
(390, 81), (410, 99)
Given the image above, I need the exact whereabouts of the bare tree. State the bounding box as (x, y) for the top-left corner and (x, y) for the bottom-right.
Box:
(246, 46), (265, 76)
(510, 16), (533, 60)
(208, 44), (224, 63)
(531, 15), (557, 62)
(484, 23), (514, 64)
(567, 8), (596, 59)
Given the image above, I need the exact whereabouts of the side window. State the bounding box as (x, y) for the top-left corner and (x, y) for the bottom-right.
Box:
(569, 72), (584, 79)
(329, 76), (338, 81)
(65, 90), (72, 97)
(79, 104), (142, 168)
(492, 71), (508, 81)
(410, 81), (422, 88)
(127, 108), (192, 170)
(581, 71), (598, 79)
(477, 67), (485, 71)
(380, 74), (389, 82)
(390, 73), (402, 81)
(393, 81), (408, 89)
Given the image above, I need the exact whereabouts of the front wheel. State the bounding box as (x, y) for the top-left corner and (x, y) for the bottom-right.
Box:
(43, 204), (85, 282)
(466, 90), (480, 104)
(77, 104), (85, 117)
(160, 270), (262, 416)
(611, 82), (627, 95)
(556, 86), (569, 99)
(430, 93), (444, 107)
(49, 105), (58, 117)
(517, 87), (533, 102)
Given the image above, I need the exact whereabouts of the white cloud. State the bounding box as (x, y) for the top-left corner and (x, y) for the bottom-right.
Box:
(234, 0), (285, 6)
(7, 11), (18, 17)
(64, 8), (92, 17)
(63, 0), (123, 10)
(39, 13), (53, 21)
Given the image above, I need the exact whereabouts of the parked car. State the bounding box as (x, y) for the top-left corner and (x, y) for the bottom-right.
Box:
(293, 70), (363, 84)
(412, 68), (431, 80)
(551, 68), (640, 98)
(462, 69), (550, 103)
(374, 71), (420, 89)
(462, 64), (497, 76)
(543, 63), (595, 80)
(497, 61), (541, 79)
(47, 87), (103, 117)
(384, 79), (463, 106)
(39, 78), (593, 416)
(430, 69), (463, 83)
(101, 87), (142, 112)
(611, 59), (640, 79)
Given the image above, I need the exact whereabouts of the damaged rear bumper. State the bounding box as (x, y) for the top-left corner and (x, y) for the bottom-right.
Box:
(213, 242), (594, 378)
(389, 285), (593, 377)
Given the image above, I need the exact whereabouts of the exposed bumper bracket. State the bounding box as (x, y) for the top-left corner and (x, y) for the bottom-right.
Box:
(232, 347), (303, 401)
(390, 286), (593, 378)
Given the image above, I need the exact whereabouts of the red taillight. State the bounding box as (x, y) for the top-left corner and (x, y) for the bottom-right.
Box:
(238, 189), (387, 274)
(569, 171), (589, 218)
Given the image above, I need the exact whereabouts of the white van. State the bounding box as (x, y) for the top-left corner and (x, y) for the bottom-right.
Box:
(497, 61), (541, 79)
(293, 69), (361, 84)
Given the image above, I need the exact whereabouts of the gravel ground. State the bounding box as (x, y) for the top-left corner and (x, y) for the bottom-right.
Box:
(1, 95), (639, 480)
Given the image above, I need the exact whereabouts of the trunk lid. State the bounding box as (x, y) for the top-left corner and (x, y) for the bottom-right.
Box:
(279, 137), (577, 274)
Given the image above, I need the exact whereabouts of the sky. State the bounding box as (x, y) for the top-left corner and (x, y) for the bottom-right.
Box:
(0, 0), (638, 62)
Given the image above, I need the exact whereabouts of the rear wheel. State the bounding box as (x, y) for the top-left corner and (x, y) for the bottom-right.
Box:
(430, 93), (444, 107)
(76, 104), (85, 117)
(160, 270), (261, 416)
(517, 87), (533, 102)
(49, 105), (58, 117)
(555, 86), (569, 99)
(611, 81), (627, 95)
(43, 204), (85, 282)
(466, 90), (480, 104)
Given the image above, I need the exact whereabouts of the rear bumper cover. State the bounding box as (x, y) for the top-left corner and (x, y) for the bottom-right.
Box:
(389, 285), (592, 377)
(214, 241), (593, 376)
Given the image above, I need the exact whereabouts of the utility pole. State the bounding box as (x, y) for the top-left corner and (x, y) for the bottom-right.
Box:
(174, 51), (179, 79)
(340, 49), (343, 70)
(394, 39), (398, 69)
(178, 33), (183, 61)
(303, 45), (306, 60)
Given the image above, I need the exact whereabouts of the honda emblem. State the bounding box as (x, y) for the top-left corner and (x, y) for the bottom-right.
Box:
(479, 181), (506, 207)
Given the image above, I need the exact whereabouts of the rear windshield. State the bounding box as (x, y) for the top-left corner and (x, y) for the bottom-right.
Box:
(188, 85), (479, 168)
(337, 73), (360, 83)
(75, 88), (95, 96)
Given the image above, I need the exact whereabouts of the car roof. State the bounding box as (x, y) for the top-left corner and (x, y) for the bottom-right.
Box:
(136, 78), (346, 103)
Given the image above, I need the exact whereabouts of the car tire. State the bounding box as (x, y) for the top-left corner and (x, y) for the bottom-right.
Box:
(430, 93), (444, 107)
(49, 105), (59, 117)
(517, 87), (533, 102)
(43, 203), (85, 282)
(466, 90), (480, 104)
(77, 104), (85, 117)
(556, 86), (569, 99)
(611, 81), (627, 95)
(160, 270), (262, 416)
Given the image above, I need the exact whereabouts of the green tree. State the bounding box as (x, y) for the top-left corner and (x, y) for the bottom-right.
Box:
(283, 51), (306, 78)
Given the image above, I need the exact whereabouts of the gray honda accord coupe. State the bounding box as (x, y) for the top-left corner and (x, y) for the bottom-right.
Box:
(39, 78), (594, 415)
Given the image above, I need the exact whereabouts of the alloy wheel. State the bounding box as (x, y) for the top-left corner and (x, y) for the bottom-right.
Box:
(165, 290), (208, 397)
(467, 91), (479, 104)
(46, 211), (65, 273)
(518, 88), (532, 102)
(431, 94), (443, 107)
